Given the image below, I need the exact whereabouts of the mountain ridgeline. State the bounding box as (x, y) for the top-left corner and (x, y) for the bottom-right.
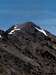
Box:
(0, 22), (56, 75)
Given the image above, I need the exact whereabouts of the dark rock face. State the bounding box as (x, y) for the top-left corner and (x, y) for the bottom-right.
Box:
(0, 22), (56, 75)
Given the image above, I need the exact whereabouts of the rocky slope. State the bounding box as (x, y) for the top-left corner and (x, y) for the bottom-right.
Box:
(0, 22), (56, 75)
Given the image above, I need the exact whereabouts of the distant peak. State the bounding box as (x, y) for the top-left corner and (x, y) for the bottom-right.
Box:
(7, 22), (48, 36)
(14, 22), (35, 29)
(24, 21), (35, 25)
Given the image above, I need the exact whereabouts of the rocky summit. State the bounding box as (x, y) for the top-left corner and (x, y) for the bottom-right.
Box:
(0, 22), (56, 75)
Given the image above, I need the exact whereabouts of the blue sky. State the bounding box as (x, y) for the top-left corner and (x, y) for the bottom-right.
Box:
(0, 0), (56, 35)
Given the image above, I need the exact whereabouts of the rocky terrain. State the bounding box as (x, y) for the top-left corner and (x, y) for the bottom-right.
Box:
(0, 22), (56, 75)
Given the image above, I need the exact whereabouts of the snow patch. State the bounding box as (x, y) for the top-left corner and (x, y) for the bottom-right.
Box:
(8, 30), (15, 34)
(35, 27), (47, 36)
(8, 26), (21, 34)
(0, 35), (2, 38)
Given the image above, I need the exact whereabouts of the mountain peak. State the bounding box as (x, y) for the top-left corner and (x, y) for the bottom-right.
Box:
(0, 22), (56, 74)
(6, 22), (47, 36)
